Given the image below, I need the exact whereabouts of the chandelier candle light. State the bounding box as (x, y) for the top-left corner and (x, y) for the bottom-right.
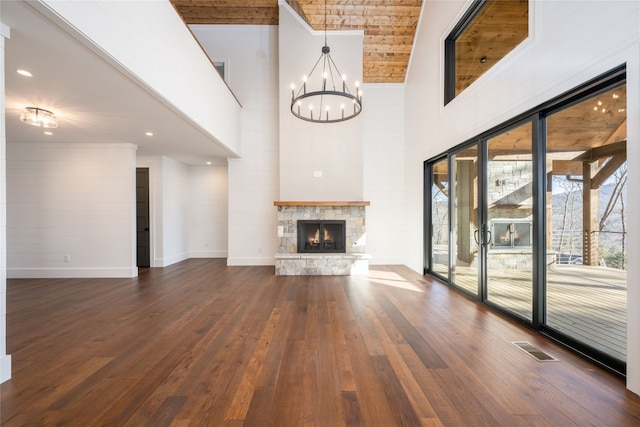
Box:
(290, 0), (362, 123)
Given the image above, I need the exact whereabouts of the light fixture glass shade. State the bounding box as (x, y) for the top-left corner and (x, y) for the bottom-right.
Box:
(20, 107), (58, 128)
(290, 45), (362, 124)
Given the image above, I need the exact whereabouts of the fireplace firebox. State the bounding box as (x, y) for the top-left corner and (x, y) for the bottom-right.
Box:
(491, 219), (532, 248)
(297, 220), (346, 253)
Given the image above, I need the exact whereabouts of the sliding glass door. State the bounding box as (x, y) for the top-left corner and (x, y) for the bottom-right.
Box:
(451, 145), (479, 296)
(545, 84), (627, 363)
(435, 126), (535, 323)
(424, 67), (627, 373)
(485, 122), (534, 321)
(430, 158), (450, 279)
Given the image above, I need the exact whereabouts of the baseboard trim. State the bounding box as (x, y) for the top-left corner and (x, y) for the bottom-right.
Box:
(7, 267), (138, 279)
(154, 252), (189, 267)
(0, 354), (12, 384)
(189, 250), (228, 258)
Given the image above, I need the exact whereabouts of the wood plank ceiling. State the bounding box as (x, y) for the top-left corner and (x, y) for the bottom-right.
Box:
(170, 0), (423, 83)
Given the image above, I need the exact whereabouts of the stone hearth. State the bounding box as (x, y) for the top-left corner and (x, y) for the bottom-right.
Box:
(274, 201), (370, 276)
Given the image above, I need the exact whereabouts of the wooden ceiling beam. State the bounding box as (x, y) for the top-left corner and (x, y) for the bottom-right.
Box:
(551, 160), (583, 176)
(591, 154), (627, 189)
(573, 140), (627, 161)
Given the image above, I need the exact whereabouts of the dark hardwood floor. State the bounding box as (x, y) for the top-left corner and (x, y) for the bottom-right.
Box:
(2, 259), (640, 426)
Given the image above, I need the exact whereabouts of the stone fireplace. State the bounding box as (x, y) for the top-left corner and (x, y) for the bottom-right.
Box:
(274, 201), (370, 275)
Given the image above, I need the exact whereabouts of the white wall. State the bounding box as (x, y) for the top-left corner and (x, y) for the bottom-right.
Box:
(188, 166), (228, 258)
(191, 24), (280, 266)
(7, 142), (138, 278)
(278, 1), (364, 201)
(405, 0), (640, 394)
(159, 157), (190, 266)
(363, 84), (406, 265)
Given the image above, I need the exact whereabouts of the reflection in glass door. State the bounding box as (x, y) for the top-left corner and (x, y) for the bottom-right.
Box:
(451, 146), (479, 295)
(485, 123), (534, 321)
(431, 158), (449, 279)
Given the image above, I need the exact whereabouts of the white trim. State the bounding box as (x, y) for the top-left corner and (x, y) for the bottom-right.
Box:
(0, 355), (11, 384)
(189, 250), (228, 258)
(7, 267), (138, 279)
(156, 252), (189, 267)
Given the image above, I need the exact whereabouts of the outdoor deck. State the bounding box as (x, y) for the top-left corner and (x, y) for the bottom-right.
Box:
(447, 263), (627, 361)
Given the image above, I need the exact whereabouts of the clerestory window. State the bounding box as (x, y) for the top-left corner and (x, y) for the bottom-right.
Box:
(444, 0), (529, 105)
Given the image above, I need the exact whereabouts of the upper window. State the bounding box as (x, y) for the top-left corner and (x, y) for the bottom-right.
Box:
(213, 61), (226, 80)
(445, 0), (529, 104)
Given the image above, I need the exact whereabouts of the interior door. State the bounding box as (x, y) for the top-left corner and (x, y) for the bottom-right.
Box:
(136, 168), (151, 267)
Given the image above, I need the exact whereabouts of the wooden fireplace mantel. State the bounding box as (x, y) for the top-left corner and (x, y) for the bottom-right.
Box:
(274, 201), (370, 207)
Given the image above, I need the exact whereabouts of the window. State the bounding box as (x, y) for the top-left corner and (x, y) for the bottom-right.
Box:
(444, 0), (529, 104)
(213, 61), (226, 80)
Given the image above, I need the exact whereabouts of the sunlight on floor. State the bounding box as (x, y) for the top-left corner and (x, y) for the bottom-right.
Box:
(367, 268), (425, 293)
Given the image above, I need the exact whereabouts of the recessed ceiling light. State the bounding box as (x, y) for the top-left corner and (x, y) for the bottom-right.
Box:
(44, 131), (53, 135)
(17, 69), (33, 77)
(145, 131), (153, 136)
(206, 161), (212, 165)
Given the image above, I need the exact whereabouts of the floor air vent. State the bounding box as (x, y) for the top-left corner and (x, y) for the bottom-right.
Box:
(512, 341), (558, 362)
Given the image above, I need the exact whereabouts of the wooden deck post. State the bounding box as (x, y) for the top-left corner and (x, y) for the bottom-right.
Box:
(583, 161), (599, 266)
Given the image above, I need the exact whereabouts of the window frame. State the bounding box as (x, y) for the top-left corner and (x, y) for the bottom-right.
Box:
(444, 0), (486, 105)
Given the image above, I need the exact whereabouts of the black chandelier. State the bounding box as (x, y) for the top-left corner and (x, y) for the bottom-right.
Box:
(289, 0), (362, 123)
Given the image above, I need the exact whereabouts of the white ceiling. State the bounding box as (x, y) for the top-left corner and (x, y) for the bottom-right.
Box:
(2, 1), (236, 166)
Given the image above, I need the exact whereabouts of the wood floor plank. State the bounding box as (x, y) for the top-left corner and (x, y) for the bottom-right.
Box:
(364, 302), (438, 420)
(2, 259), (640, 426)
(327, 300), (357, 392)
(224, 308), (281, 421)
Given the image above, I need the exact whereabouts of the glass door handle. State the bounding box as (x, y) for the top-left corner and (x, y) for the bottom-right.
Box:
(474, 229), (480, 244)
(484, 230), (492, 247)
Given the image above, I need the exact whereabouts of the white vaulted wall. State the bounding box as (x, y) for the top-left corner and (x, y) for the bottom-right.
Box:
(362, 84), (406, 265)
(191, 24), (280, 266)
(278, 1), (364, 201)
(7, 142), (138, 278)
(190, 4), (406, 266)
(405, 0), (640, 394)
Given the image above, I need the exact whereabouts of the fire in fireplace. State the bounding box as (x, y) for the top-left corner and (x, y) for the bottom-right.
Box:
(297, 220), (346, 253)
(492, 219), (531, 248)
